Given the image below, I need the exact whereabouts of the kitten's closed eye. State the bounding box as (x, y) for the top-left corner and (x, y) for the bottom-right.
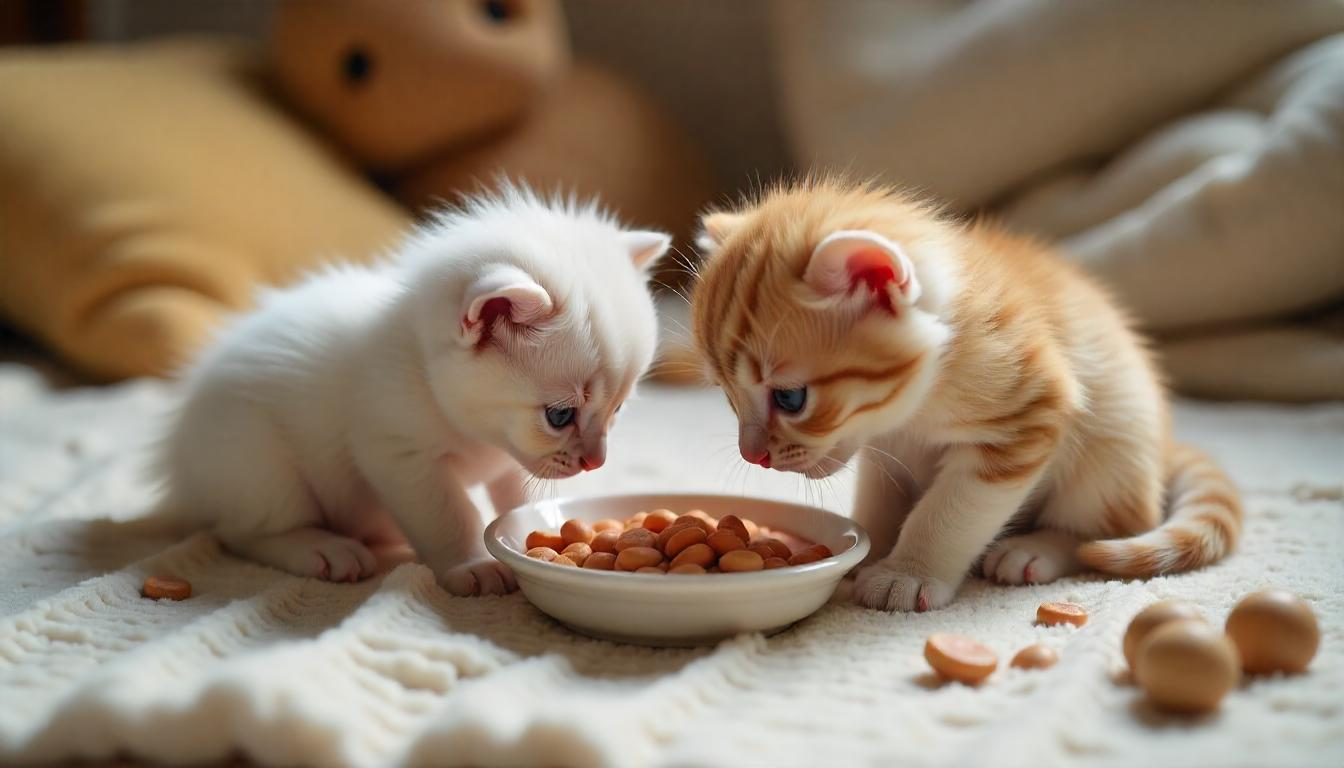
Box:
(772, 387), (807, 414)
(545, 405), (576, 429)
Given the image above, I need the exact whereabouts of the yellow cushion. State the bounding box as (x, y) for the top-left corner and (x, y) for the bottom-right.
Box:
(0, 39), (411, 380)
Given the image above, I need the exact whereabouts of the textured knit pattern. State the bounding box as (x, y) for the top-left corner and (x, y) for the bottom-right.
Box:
(1, 365), (1341, 767)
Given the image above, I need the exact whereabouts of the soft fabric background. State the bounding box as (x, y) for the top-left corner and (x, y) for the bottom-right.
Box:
(1, 359), (1341, 767)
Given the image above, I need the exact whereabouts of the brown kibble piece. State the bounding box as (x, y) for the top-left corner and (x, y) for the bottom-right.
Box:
(741, 518), (760, 539)
(590, 529), (620, 554)
(1225, 589), (1320, 675)
(672, 514), (712, 534)
(635, 566), (664, 574)
(526, 531), (565, 551)
(142, 575), (191, 601)
(1136, 620), (1239, 713)
(526, 547), (559, 561)
(583, 552), (617, 570)
(1036, 601), (1088, 627)
(747, 542), (775, 560)
(670, 542), (716, 569)
(668, 563), (707, 575)
(755, 538), (792, 560)
(592, 518), (623, 533)
(924, 633), (998, 685)
(551, 555), (578, 567)
(763, 557), (789, 569)
(788, 544), (832, 566)
(616, 546), (664, 571)
(1123, 600), (1205, 669)
(1010, 644), (1059, 670)
(561, 542), (592, 566)
(615, 528), (659, 552)
(719, 549), (765, 572)
(717, 514), (751, 542)
(707, 530), (747, 555)
(561, 519), (595, 546)
(623, 512), (648, 530)
(642, 509), (678, 533)
(664, 526), (708, 558)
(656, 520), (696, 550)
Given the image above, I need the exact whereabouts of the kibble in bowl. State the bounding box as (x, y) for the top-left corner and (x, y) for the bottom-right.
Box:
(485, 493), (870, 646)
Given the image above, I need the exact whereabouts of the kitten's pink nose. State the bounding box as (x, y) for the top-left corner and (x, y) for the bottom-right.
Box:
(579, 453), (605, 471)
(740, 447), (771, 468)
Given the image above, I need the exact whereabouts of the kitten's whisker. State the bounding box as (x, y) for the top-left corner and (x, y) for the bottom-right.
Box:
(863, 445), (923, 493)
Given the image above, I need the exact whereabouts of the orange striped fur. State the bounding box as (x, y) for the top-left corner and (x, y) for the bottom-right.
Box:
(690, 177), (1242, 610)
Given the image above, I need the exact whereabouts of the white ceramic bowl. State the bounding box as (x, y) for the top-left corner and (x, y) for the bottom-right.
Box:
(484, 493), (870, 647)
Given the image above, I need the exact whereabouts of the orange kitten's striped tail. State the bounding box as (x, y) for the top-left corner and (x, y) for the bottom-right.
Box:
(1078, 443), (1242, 577)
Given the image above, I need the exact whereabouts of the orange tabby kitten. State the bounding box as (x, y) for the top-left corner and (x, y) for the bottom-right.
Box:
(690, 178), (1241, 611)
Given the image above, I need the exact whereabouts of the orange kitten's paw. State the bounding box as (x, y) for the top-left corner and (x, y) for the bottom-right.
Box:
(854, 562), (956, 612)
(981, 530), (1082, 586)
(442, 557), (518, 597)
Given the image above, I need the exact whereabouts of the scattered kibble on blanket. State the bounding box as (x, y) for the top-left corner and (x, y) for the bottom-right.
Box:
(1123, 600), (1205, 669)
(522, 510), (835, 574)
(1036, 601), (1088, 627)
(1010, 643), (1059, 670)
(1135, 620), (1239, 713)
(142, 575), (192, 601)
(1224, 589), (1319, 675)
(924, 633), (998, 685)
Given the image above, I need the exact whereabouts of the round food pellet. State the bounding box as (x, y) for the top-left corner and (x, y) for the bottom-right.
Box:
(551, 555), (578, 567)
(623, 512), (648, 530)
(663, 526), (708, 558)
(635, 566), (664, 574)
(582, 552), (617, 570)
(1135, 620), (1239, 714)
(561, 542), (592, 566)
(590, 529), (620, 554)
(1036, 601), (1088, 627)
(1123, 600), (1205, 669)
(525, 546), (559, 561)
(561, 519), (595, 546)
(642, 509), (678, 532)
(142, 576), (192, 601)
(1225, 589), (1320, 675)
(525, 531), (565, 551)
(718, 549), (765, 572)
(592, 518), (623, 533)
(787, 544), (832, 566)
(924, 633), (997, 685)
(762, 557), (789, 569)
(706, 530), (747, 555)
(717, 514), (751, 542)
(670, 542), (716, 569)
(755, 537), (792, 560)
(615, 528), (658, 552)
(668, 563), (706, 575)
(1010, 643), (1059, 670)
(616, 546), (664, 571)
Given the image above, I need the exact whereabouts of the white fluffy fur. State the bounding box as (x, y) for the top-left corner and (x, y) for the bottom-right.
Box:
(157, 186), (669, 595)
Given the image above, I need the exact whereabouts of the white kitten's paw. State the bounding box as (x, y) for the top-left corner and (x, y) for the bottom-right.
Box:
(307, 536), (378, 582)
(442, 557), (518, 597)
(854, 562), (957, 612)
(981, 529), (1081, 585)
(227, 529), (377, 582)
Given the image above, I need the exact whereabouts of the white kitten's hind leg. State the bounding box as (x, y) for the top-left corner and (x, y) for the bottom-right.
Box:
(225, 528), (378, 582)
(981, 528), (1082, 585)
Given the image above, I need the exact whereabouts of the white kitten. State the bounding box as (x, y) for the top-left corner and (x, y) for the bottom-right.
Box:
(156, 186), (670, 595)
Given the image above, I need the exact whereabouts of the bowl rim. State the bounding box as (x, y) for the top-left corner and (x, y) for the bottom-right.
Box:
(484, 492), (871, 595)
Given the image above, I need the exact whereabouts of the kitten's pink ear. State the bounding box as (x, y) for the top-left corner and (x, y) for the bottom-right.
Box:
(804, 230), (920, 313)
(460, 265), (553, 349)
(695, 211), (746, 252)
(621, 230), (672, 273)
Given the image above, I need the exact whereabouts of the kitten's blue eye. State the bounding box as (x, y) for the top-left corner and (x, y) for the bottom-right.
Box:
(545, 406), (576, 429)
(772, 387), (807, 414)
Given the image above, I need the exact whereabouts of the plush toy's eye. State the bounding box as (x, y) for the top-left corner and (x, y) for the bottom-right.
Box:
(342, 46), (373, 86)
(481, 0), (513, 22)
(771, 387), (807, 414)
(545, 405), (576, 429)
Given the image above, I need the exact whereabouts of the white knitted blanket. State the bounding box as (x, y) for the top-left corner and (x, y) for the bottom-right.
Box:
(1, 363), (1341, 768)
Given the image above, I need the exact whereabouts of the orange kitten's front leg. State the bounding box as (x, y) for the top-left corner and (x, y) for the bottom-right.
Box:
(854, 440), (1055, 612)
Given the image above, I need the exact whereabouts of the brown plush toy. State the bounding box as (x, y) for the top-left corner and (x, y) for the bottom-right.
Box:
(271, 0), (712, 247)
